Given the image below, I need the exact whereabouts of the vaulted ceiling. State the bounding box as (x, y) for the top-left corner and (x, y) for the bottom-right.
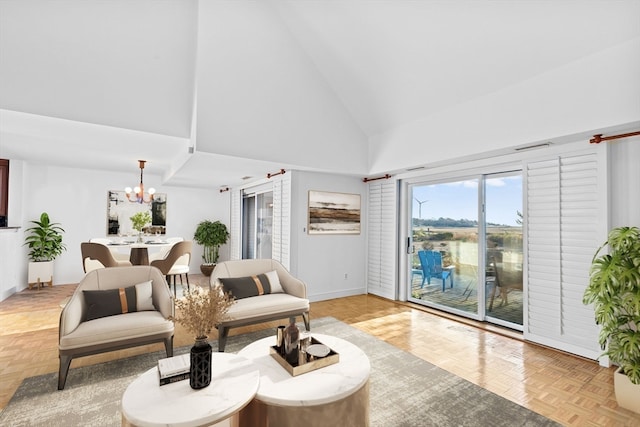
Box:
(1, 0), (638, 189)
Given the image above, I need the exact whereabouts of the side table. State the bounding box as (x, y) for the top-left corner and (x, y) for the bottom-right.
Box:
(237, 333), (371, 427)
(121, 352), (259, 427)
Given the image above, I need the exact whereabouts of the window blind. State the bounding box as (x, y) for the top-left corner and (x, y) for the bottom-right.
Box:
(367, 180), (397, 299)
(229, 188), (241, 260)
(525, 152), (603, 359)
(272, 173), (291, 270)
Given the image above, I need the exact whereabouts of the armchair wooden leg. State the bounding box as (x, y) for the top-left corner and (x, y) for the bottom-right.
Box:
(58, 354), (72, 390)
(218, 326), (230, 352)
(164, 336), (174, 358)
(302, 312), (310, 331)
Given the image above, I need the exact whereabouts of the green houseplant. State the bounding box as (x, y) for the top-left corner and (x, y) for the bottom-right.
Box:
(130, 211), (152, 242)
(24, 212), (66, 262)
(582, 226), (640, 413)
(24, 212), (66, 288)
(193, 220), (229, 276)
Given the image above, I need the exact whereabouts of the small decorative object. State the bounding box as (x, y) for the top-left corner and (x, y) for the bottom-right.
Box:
(283, 321), (300, 366)
(193, 220), (230, 276)
(130, 211), (152, 242)
(169, 286), (235, 389)
(583, 226), (640, 413)
(276, 325), (286, 355)
(269, 336), (340, 376)
(306, 344), (331, 359)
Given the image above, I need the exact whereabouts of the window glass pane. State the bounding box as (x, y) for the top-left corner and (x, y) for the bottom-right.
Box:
(410, 179), (479, 315)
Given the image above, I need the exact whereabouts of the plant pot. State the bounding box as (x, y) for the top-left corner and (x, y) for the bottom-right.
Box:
(200, 264), (216, 277)
(614, 367), (640, 414)
(27, 261), (53, 289)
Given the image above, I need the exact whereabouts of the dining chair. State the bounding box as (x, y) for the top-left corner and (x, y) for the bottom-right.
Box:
(80, 242), (133, 273)
(89, 238), (131, 262)
(487, 257), (523, 311)
(417, 250), (453, 291)
(150, 240), (192, 296)
(148, 237), (184, 263)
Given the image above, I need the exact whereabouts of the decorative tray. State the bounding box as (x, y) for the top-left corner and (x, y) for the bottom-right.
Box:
(269, 337), (339, 376)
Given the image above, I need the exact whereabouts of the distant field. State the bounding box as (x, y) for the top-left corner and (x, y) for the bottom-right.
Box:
(416, 226), (522, 234)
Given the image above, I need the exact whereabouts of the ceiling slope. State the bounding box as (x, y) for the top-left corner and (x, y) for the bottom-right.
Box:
(194, 0), (369, 177)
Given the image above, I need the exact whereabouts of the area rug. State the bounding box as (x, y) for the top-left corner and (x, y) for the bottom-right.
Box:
(0, 317), (559, 426)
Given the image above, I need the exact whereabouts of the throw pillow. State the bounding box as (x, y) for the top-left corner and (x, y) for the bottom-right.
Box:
(83, 280), (155, 321)
(264, 270), (284, 293)
(135, 280), (155, 311)
(219, 271), (283, 299)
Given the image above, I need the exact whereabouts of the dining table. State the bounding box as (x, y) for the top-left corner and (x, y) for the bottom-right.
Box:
(107, 240), (172, 265)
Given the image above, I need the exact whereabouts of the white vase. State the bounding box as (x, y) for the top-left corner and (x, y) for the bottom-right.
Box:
(614, 367), (640, 414)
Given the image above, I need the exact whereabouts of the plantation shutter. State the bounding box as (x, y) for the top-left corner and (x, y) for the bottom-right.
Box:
(525, 150), (605, 359)
(272, 173), (291, 270)
(367, 179), (397, 299)
(229, 188), (241, 260)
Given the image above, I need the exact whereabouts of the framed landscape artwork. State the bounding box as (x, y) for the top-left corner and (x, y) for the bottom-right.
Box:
(308, 190), (361, 235)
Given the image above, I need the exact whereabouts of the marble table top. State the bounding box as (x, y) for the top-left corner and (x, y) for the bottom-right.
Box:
(121, 353), (259, 427)
(237, 333), (371, 407)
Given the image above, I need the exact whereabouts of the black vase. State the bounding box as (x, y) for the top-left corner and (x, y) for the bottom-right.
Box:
(190, 337), (212, 389)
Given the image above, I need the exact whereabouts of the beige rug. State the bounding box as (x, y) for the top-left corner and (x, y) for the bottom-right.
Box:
(0, 317), (559, 426)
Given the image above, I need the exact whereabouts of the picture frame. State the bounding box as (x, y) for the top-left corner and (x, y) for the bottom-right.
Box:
(308, 190), (361, 235)
(107, 191), (167, 236)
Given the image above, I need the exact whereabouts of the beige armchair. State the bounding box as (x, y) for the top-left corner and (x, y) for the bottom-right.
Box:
(58, 266), (174, 389)
(211, 259), (310, 352)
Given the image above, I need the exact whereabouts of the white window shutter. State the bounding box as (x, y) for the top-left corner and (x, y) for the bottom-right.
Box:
(229, 188), (241, 260)
(367, 180), (397, 299)
(272, 173), (291, 270)
(525, 151), (604, 359)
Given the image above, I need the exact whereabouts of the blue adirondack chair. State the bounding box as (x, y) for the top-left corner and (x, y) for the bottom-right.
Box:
(417, 250), (453, 291)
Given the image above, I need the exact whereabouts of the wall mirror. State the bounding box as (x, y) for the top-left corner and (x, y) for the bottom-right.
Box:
(107, 191), (167, 236)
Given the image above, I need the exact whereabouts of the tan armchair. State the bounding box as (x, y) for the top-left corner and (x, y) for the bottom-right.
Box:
(211, 259), (310, 352)
(58, 266), (174, 389)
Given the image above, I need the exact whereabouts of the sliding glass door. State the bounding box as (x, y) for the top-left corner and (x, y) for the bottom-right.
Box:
(484, 173), (523, 327)
(242, 190), (273, 259)
(407, 172), (523, 329)
(409, 179), (481, 317)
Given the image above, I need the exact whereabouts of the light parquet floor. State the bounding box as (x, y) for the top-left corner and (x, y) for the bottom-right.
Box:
(1, 275), (639, 426)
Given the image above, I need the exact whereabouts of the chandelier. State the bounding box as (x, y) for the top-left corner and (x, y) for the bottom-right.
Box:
(125, 160), (156, 204)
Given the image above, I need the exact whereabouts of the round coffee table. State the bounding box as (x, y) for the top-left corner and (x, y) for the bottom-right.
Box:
(121, 352), (259, 427)
(237, 333), (371, 427)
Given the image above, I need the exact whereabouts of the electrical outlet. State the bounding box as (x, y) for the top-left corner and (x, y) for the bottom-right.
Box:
(344, 273), (348, 279)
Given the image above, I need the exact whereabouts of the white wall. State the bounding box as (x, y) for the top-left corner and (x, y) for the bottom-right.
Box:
(195, 1), (369, 174)
(609, 135), (640, 229)
(369, 37), (640, 174)
(289, 171), (367, 302)
(0, 162), (228, 300)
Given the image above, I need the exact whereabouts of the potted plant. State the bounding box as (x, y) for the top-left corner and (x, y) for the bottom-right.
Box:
(23, 212), (66, 289)
(193, 220), (229, 276)
(130, 211), (152, 242)
(582, 226), (640, 414)
(169, 286), (234, 388)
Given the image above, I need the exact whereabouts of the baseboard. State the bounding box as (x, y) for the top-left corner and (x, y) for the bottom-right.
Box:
(308, 287), (366, 302)
(0, 286), (17, 303)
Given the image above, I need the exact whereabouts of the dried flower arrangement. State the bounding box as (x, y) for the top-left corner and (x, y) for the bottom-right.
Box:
(170, 286), (235, 339)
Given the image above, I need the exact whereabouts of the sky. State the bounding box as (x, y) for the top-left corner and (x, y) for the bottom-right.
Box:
(412, 175), (522, 226)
